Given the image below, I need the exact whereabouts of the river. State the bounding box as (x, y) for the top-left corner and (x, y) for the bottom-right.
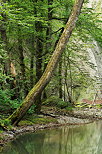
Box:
(1, 121), (102, 154)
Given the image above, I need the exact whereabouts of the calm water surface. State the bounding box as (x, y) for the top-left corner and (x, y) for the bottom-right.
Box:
(1, 121), (102, 154)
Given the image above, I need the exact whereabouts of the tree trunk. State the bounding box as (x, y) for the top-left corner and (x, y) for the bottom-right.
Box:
(59, 56), (63, 99)
(55, 28), (64, 99)
(8, 0), (84, 125)
(67, 52), (73, 103)
(18, 27), (28, 97)
(27, 31), (35, 89)
(30, 50), (34, 89)
(34, 22), (43, 113)
(42, 0), (53, 99)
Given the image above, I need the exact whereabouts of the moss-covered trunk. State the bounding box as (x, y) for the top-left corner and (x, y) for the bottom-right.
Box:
(8, 0), (84, 125)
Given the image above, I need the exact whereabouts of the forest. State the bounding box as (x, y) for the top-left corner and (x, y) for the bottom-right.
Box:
(0, 0), (102, 153)
(0, 0), (102, 133)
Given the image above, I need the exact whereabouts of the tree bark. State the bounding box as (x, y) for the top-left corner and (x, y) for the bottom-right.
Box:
(8, 0), (84, 125)
(55, 28), (64, 99)
(18, 27), (28, 97)
(42, 0), (53, 99)
(67, 52), (73, 103)
(34, 8), (43, 113)
(59, 57), (63, 99)
(30, 50), (34, 89)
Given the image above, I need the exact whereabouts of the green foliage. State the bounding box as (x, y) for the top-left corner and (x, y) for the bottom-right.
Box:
(76, 7), (102, 47)
(95, 104), (102, 109)
(1, 119), (10, 126)
(43, 96), (61, 106)
(0, 43), (8, 60)
(0, 74), (14, 89)
(27, 105), (36, 114)
(43, 96), (70, 109)
(0, 88), (21, 112)
(0, 119), (13, 131)
(57, 101), (68, 109)
(66, 106), (73, 111)
(0, 130), (3, 133)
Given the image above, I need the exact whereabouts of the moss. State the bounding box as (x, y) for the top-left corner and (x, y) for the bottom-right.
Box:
(0, 130), (3, 134)
(18, 117), (58, 126)
(18, 120), (34, 126)
(31, 117), (58, 124)
(0, 119), (13, 131)
(75, 102), (89, 109)
(95, 104), (102, 109)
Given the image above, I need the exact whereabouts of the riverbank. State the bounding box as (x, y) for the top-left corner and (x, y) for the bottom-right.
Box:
(0, 107), (102, 152)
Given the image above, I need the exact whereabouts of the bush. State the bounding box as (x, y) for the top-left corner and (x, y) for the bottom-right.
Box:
(0, 89), (21, 113)
(43, 96), (61, 106)
(43, 96), (71, 109)
(57, 101), (68, 108)
(27, 105), (36, 114)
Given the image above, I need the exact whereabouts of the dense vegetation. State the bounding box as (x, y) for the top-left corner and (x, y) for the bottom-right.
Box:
(0, 0), (102, 126)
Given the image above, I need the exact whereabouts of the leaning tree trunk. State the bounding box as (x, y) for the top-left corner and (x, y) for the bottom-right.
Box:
(8, 0), (84, 125)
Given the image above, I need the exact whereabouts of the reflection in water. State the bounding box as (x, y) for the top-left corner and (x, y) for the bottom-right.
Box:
(1, 121), (102, 154)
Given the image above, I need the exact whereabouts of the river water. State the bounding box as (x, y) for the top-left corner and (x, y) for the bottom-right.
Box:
(1, 121), (102, 154)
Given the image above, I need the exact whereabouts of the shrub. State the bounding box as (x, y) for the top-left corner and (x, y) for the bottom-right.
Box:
(43, 96), (61, 106)
(0, 89), (21, 113)
(43, 96), (71, 109)
(57, 101), (68, 108)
